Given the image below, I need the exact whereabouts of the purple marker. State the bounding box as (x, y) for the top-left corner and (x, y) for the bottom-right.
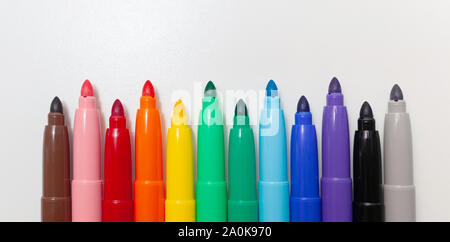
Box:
(321, 77), (352, 222)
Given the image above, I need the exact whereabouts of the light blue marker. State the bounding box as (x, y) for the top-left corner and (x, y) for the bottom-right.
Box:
(258, 80), (289, 222)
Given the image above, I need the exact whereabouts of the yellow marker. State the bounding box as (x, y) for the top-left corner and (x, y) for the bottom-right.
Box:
(165, 100), (196, 221)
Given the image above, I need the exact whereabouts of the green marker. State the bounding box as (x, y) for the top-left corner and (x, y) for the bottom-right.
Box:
(196, 81), (227, 221)
(228, 100), (258, 222)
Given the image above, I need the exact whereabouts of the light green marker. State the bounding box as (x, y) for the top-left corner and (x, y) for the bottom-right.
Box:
(196, 81), (227, 222)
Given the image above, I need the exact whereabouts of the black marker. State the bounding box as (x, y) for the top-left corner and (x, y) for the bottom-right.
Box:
(353, 101), (385, 222)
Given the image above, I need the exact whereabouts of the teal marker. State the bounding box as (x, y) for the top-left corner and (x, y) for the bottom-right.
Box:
(228, 100), (258, 222)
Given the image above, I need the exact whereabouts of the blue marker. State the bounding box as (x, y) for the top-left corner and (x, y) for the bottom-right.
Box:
(258, 80), (289, 222)
(290, 96), (321, 222)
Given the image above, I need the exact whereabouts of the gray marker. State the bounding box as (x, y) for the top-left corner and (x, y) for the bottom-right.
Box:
(384, 84), (415, 222)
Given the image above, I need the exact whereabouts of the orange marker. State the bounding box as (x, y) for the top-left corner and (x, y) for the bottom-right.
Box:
(134, 80), (165, 222)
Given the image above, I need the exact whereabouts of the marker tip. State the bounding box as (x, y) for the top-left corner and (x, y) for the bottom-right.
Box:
(173, 99), (185, 118)
(266, 80), (278, 96)
(390, 84), (403, 101)
(360, 101), (373, 118)
(50, 96), (63, 114)
(81, 80), (94, 97)
(235, 99), (248, 116)
(142, 80), (155, 97)
(297, 95), (310, 112)
(328, 77), (342, 94)
(204, 81), (217, 98)
(111, 99), (124, 117)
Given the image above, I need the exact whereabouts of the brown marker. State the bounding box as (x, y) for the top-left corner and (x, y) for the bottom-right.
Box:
(42, 97), (71, 222)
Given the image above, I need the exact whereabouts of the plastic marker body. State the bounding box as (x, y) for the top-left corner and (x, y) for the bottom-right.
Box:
(228, 100), (258, 222)
(196, 81), (227, 222)
(290, 96), (321, 222)
(384, 85), (415, 222)
(166, 100), (196, 222)
(72, 80), (102, 222)
(259, 80), (289, 222)
(103, 100), (133, 222)
(134, 81), (165, 222)
(353, 102), (385, 222)
(42, 97), (71, 222)
(321, 77), (352, 222)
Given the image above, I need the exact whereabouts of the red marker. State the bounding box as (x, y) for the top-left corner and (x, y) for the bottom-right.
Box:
(103, 99), (133, 222)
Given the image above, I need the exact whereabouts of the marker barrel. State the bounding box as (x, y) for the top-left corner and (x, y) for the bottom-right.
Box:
(228, 116), (258, 222)
(72, 96), (102, 222)
(259, 97), (289, 222)
(196, 97), (227, 222)
(290, 112), (321, 222)
(103, 115), (133, 222)
(353, 117), (384, 222)
(134, 96), (165, 222)
(42, 113), (71, 222)
(166, 103), (196, 222)
(384, 101), (415, 222)
(321, 93), (352, 222)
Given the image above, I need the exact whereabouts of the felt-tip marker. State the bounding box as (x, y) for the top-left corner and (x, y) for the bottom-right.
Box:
(103, 99), (133, 222)
(72, 80), (102, 222)
(196, 81), (227, 222)
(321, 77), (352, 222)
(42, 97), (71, 222)
(166, 100), (196, 222)
(134, 81), (165, 222)
(228, 99), (258, 222)
(384, 84), (415, 222)
(290, 96), (321, 222)
(353, 101), (385, 222)
(259, 80), (289, 222)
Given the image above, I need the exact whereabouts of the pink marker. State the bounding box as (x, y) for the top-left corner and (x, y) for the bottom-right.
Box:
(72, 80), (102, 222)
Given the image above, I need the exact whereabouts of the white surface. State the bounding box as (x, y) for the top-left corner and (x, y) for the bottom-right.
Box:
(0, 0), (449, 222)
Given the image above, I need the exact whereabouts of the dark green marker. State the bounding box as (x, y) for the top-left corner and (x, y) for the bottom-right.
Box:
(228, 99), (258, 222)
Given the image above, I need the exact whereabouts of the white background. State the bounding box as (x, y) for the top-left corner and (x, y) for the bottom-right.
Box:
(0, 0), (449, 222)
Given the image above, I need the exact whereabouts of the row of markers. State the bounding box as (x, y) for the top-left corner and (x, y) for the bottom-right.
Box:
(42, 77), (414, 222)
